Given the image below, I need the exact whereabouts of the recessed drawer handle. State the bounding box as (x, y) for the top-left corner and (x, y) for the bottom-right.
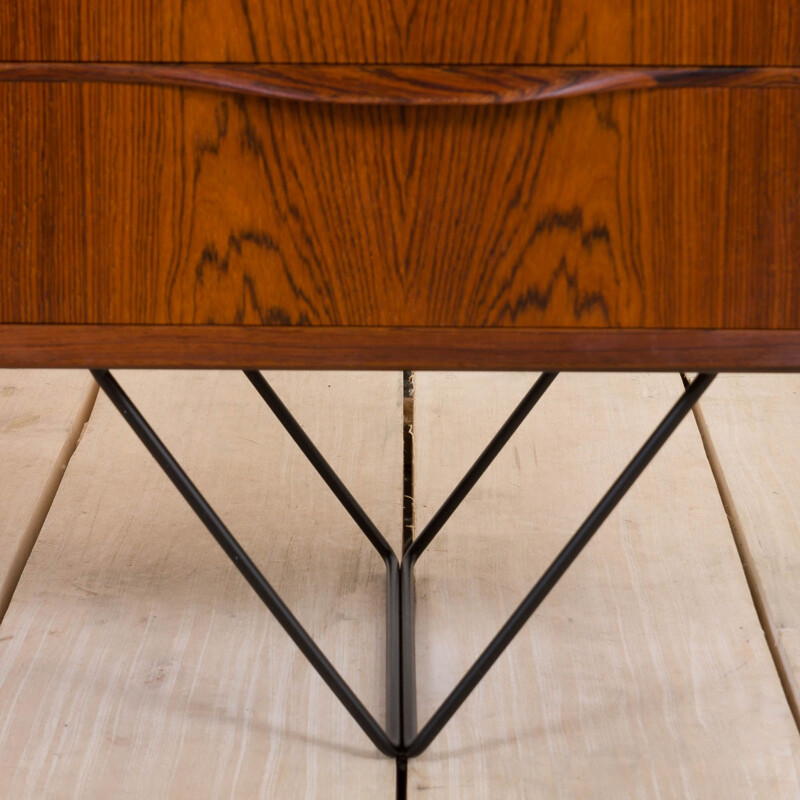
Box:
(1, 63), (799, 105)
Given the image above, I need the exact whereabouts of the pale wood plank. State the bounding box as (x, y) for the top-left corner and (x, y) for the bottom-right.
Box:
(409, 372), (800, 798)
(694, 375), (800, 721)
(0, 370), (97, 620)
(0, 370), (401, 798)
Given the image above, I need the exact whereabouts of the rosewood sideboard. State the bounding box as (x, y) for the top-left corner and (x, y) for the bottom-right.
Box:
(1, 0), (799, 774)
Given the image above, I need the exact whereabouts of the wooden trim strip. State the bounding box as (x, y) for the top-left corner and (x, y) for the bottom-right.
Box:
(2, 325), (800, 370)
(1, 64), (799, 104)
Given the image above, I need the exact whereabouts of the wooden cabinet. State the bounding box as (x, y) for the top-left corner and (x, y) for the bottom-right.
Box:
(1, 3), (799, 368)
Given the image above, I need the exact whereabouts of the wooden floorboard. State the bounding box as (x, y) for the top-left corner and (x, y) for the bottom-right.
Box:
(409, 372), (800, 798)
(694, 374), (800, 723)
(0, 370), (97, 622)
(0, 370), (401, 798)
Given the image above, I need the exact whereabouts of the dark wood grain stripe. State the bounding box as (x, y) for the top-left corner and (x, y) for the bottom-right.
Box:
(3, 325), (800, 371)
(2, 64), (799, 104)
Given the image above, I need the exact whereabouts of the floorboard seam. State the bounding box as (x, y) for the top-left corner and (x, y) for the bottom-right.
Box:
(689, 381), (800, 733)
(0, 377), (99, 624)
(398, 370), (414, 800)
(402, 370), (415, 557)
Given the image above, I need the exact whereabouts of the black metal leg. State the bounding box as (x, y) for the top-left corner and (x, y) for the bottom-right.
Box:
(242, 369), (401, 742)
(91, 369), (400, 756)
(401, 371), (558, 738)
(91, 368), (715, 763)
(401, 372), (716, 756)
(406, 372), (559, 562)
(244, 370), (396, 561)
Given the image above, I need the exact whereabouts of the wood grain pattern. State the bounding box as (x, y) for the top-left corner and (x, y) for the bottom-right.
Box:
(4, 326), (800, 371)
(409, 371), (800, 797)
(3, 63), (800, 105)
(2, 1), (799, 64)
(695, 376), (800, 721)
(2, 84), (799, 333)
(0, 370), (401, 797)
(0, 371), (96, 621)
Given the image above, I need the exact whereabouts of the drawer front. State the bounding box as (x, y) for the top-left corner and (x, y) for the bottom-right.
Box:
(1, 1), (798, 64)
(1, 83), (798, 331)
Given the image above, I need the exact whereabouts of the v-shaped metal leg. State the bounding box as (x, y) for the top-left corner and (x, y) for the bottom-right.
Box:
(91, 368), (715, 763)
(399, 372), (716, 756)
(91, 369), (400, 756)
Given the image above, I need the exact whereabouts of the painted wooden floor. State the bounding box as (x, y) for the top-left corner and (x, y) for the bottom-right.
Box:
(0, 369), (798, 798)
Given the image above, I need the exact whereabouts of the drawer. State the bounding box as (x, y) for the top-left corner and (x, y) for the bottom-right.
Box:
(2, 82), (798, 331)
(1, 1), (799, 64)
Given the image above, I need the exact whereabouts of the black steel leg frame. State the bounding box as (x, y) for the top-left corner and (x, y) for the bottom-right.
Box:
(90, 369), (717, 773)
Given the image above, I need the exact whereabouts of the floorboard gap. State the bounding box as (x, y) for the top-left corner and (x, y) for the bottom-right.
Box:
(0, 376), (99, 623)
(686, 373), (800, 732)
(402, 370), (415, 556)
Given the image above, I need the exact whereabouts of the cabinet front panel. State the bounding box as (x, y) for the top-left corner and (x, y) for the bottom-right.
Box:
(2, 84), (798, 330)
